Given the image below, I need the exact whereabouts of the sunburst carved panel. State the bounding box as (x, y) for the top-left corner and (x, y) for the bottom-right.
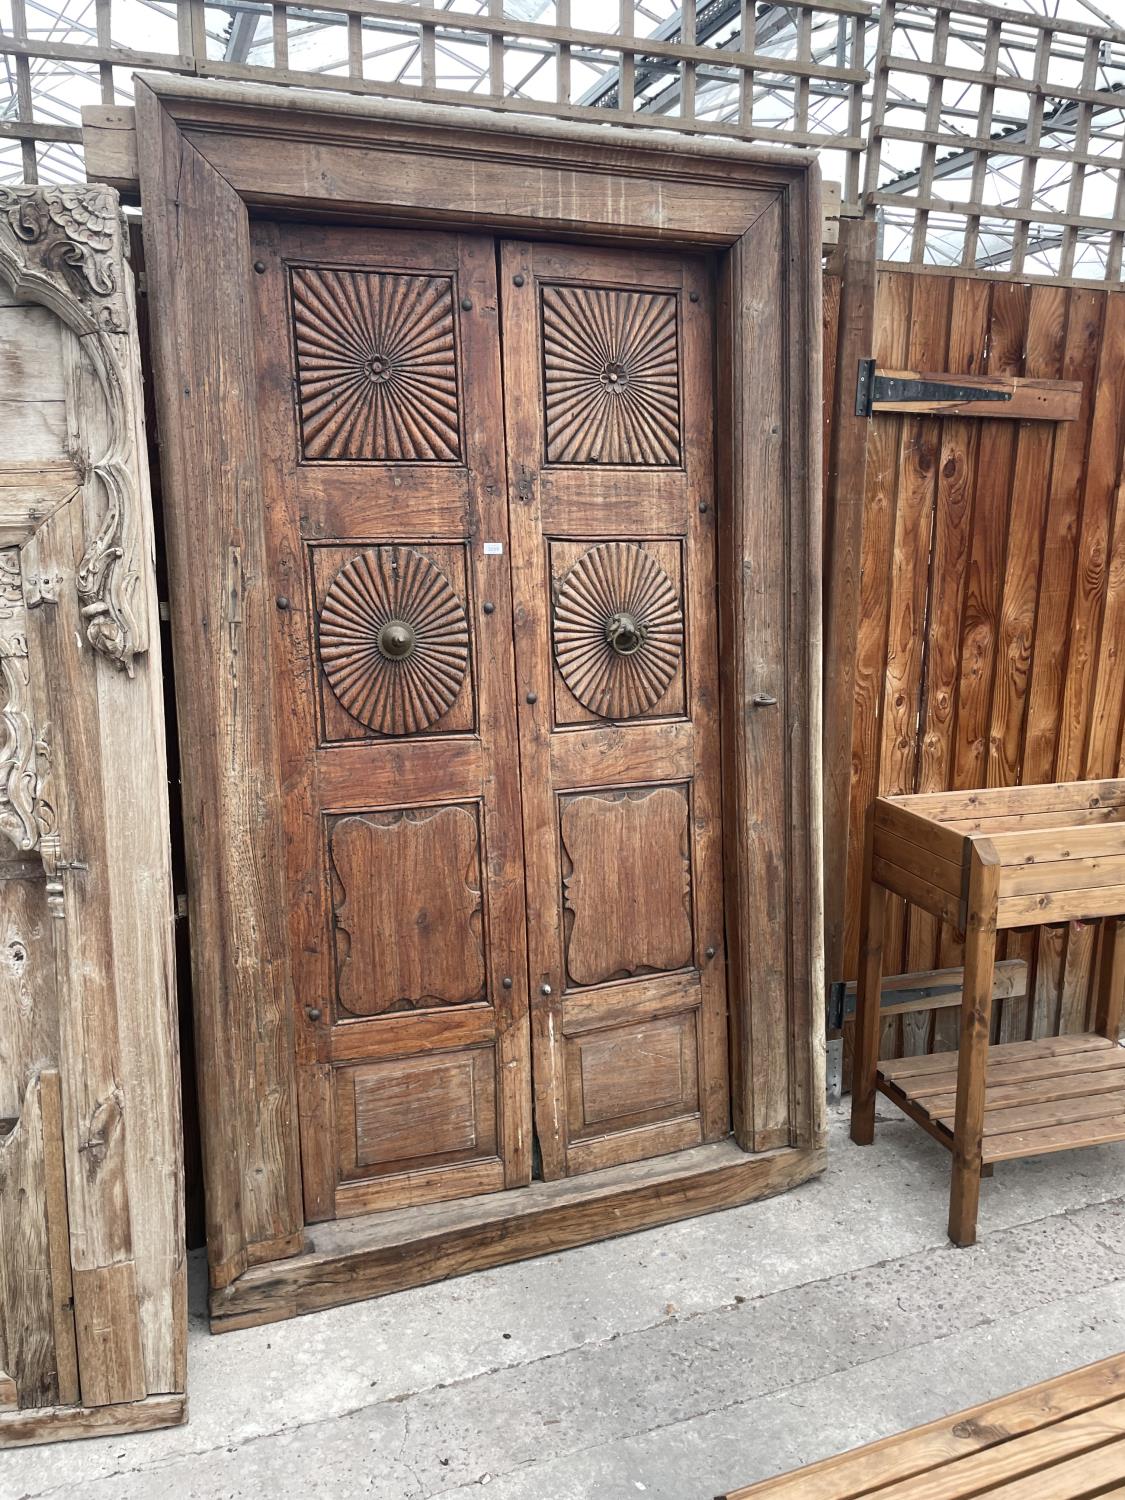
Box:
(291, 267), (461, 462)
(318, 545), (470, 737)
(541, 284), (681, 465)
(553, 542), (683, 721)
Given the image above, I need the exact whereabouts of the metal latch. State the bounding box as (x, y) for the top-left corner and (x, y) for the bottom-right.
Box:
(855, 358), (1013, 418)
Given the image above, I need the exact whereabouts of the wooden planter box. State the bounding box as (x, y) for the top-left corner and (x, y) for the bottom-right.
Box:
(851, 781), (1125, 1246)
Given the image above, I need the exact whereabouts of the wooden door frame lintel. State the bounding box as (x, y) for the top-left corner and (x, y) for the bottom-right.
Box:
(129, 75), (825, 1327)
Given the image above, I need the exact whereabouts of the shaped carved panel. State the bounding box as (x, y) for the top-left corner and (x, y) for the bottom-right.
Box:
(561, 785), (694, 988)
(291, 267), (461, 461)
(541, 284), (681, 465)
(329, 805), (485, 1016)
(553, 541), (684, 722)
(317, 545), (470, 738)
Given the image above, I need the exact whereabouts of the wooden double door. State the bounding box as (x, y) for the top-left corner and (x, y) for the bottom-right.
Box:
(252, 222), (729, 1222)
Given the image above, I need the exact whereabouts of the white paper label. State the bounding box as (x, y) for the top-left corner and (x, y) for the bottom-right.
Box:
(483, 542), (504, 556)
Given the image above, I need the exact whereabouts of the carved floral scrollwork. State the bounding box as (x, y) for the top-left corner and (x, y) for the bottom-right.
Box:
(0, 549), (53, 853)
(0, 184), (143, 673)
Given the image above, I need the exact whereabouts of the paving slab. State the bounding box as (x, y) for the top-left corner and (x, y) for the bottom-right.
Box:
(2, 1104), (1123, 1500)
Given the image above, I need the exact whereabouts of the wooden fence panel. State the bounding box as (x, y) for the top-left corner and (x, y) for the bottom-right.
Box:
(833, 268), (1125, 1053)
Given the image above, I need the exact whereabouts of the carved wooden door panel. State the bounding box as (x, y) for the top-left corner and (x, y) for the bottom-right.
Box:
(500, 241), (730, 1178)
(251, 224), (531, 1221)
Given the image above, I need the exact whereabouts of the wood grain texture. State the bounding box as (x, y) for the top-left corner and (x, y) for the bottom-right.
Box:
(834, 270), (1125, 1053)
(502, 239), (731, 1177)
(135, 85), (823, 1313)
(252, 221), (533, 1220)
(561, 787), (693, 988)
(0, 189), (182, 1438)
(721, 1353), (1125, 1500)
(868, 368), (1082, 420)
(0, 1073), (57, 1407)
(137, 83), (303, 1286)
(822, 216), (876, 1003)
(859, 785), (1125, 1244)
(330, 808), (485, 1015)
(0, 1391), (185, 1449)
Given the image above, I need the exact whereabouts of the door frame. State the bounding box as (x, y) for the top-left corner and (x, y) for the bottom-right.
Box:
(118, 74), (825, 1329)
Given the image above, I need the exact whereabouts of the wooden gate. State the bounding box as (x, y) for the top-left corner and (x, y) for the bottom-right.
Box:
(826, 259), (1125, 1054)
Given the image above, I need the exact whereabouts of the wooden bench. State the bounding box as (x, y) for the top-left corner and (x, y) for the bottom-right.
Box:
(850, 782), (1125, 1246)
(718, 1353), (1125, 1498)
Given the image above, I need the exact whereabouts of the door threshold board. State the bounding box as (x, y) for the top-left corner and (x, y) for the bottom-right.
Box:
(209, 1139), (825, 1332)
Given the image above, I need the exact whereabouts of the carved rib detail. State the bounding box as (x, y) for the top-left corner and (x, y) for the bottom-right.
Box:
(292, 267), (461, 462)
(319, 545), (469, 736)
(542, 284), (681, 465)
(554, 542), (683, 720)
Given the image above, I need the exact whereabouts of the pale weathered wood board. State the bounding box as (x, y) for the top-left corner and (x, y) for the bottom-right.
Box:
(0, 187), (183, 1443)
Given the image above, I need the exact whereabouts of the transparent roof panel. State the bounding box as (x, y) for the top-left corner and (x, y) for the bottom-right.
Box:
(2, 0), (1124, 278)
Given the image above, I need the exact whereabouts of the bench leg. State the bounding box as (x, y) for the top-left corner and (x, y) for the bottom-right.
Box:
(851, 809), (886, 1147)
(1094, 917), (1125, 1044)
(948, 849), (1000, 1248)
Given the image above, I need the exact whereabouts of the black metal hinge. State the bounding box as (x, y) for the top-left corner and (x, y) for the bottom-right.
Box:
(855, 358), (1013, 418)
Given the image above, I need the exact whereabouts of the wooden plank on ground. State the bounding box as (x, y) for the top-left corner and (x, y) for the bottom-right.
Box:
(866, 1398), (1125, 1499)
(720, 1353), (1125, 1499)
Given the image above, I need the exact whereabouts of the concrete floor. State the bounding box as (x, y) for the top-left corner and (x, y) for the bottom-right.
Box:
(3, 1100), (1125, 1500)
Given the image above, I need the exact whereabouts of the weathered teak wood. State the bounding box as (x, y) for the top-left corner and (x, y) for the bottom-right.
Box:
(850, 782), (1125, 1247)
(0, 187), (181, 1440)
(0, 189), (183, 1445)
(133, 77), (824, 1326)
(719, 1352), (1125, 1499)
(822, 216), (877, 1001)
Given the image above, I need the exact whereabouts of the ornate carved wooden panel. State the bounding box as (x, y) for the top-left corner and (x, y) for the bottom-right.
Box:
(291, 267), (461, 463)
(329, 805), (485, 1016)
(309, 543), (474, 743)
(552, 539), (685, 724)
(541, 284), (681, 466)
(315, 545), (471, 739)
(503, 240), (729, 1181)
(561, 786), (694, 988)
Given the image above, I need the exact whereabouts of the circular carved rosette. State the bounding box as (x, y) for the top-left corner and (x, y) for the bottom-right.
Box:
(554, 542), (683, 720)
(319, 546), (469, 736)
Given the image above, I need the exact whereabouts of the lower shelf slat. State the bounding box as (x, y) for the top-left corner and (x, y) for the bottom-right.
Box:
(876, 1035), (1125, 1167)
